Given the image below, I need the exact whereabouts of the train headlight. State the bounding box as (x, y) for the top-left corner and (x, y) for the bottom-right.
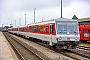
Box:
(59, 37), (62, 40)
(67, 32), (69, 34)
(75, 37), (78, 40)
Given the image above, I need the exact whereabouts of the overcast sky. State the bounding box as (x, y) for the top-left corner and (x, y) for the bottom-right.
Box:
(0, 0), (90, 27)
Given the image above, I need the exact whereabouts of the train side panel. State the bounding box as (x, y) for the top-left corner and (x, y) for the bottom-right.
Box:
(79, 24), (90, 41)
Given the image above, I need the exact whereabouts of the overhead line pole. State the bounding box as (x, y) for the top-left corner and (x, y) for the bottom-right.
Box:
(42, 17), (43, 22)
(61, 0), (62, 18)
(15, 20), (16, 27)
(25, 14), (26, 25)
(34, 8), (36, 23)
(19, 17), (21, 26)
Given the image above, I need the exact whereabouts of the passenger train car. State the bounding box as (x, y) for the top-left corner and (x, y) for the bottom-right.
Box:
(79, 24), (90, 42)
(8, 18), (80, 49)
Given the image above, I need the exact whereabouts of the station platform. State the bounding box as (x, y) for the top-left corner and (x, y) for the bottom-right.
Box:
(0, 32), (14, 60)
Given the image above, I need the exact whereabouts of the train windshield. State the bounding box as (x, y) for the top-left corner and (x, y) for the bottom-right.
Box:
(57, 22), (78, 34)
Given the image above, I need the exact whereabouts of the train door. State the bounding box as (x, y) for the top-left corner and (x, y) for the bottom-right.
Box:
(79, 28), (83, 40)
(49, 24), (53, 46)
(84, 29), (90, 37)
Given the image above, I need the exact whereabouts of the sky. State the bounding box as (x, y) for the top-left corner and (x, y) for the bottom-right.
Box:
(0, 0), (90, 27)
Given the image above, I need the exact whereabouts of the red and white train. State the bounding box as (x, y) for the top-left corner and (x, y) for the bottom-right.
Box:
(8, 18), (80, 49)
(79, 24), (90, 42)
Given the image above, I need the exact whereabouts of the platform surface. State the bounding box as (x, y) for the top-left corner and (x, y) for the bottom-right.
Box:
(0, 32), (14, 60)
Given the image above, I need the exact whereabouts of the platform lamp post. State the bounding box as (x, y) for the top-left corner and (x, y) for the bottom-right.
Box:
(25, 14), (26, 25)
(34, 8), (36, 23)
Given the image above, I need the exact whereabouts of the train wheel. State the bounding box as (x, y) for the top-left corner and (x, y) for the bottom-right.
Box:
(53, 45), (57, 49)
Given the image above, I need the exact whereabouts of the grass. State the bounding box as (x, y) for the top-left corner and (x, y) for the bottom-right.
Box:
(79, 43), (90, 47)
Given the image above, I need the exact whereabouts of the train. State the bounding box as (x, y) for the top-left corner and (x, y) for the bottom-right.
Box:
(8, 18), (80, 49)
(1, 29), (8, 32)
(79, 24), (90, 42)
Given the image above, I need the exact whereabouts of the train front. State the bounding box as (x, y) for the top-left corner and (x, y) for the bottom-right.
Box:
(56, 20), (80, 49)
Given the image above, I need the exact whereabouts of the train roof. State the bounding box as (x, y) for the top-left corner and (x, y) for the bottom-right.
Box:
(8, 28), (12, 29)
(19, 25), (28, 28)
(78, 17), (90, 22)
(28, 18), (77, 26)
(11, 18), (77, 28)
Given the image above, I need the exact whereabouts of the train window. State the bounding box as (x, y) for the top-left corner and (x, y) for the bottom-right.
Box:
(50, 24), (54, 34)
(85, 29), (89, 33)
(23, 28), (25, 31)
(38, 26), (40, 32)
(35, 26), (36, 32)
(36, 26), (38, 32)
(46, 25), (48, 34)
(37, 26), (38, 33)
(29, 26), (32, 32)
(84, 29), (90, 37)
(33, 26), (35, 32)
(41, 26), (43, 32)
(52, 24), (54, 34)
(21, 28), (24, 31)
(50, 25), (52, 34)
(32, 26), (35, 32)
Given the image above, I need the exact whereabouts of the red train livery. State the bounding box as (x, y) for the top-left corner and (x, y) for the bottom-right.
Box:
(79, 24), (90, 41)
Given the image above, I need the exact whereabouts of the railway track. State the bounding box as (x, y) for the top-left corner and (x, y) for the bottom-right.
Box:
(69, 49), (90, 59)
(62, 49), (90, 60)
(37, 42), (90, 60)
(77, 46), (90, 51)
(4, 32), (90, 60)
(3, 32), (44, 60)
(28, 36), (90, 60)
